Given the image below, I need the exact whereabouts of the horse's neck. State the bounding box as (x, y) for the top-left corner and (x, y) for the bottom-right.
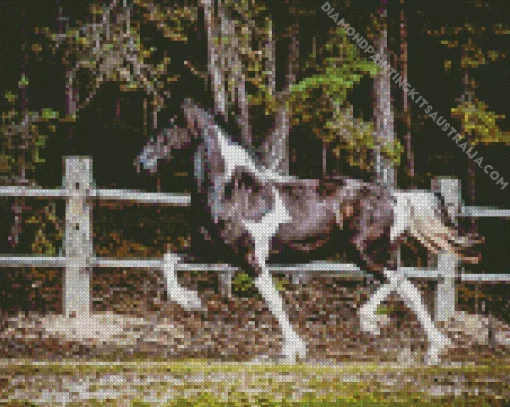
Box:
(193, 145), (205, 186)
(192, 138), (223, 222)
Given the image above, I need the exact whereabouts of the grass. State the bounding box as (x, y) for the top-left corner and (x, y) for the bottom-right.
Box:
(5, 396), (507, 407)
(0, 359), (508, 406)
(2, 358), (508, 375)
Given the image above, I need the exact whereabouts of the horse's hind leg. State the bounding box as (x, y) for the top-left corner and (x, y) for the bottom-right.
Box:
(351, 230), (395, 336)
(359, 282), (394, 335)
(163, 252), (204, 311)
(383, 268), (452, 364)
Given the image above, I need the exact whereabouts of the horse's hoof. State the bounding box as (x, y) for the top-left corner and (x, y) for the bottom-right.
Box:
(169, 287), (204, 312)
(182, 297), (205, 312)
(425, 333), (453, 365)
(360, 317), (381, 336)
(359, 312), (389, 336)
(282, 337), (307, 362)
(424, 349), (442, 366)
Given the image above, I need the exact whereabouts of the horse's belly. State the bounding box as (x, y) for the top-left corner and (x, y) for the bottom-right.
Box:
(275, 217), (335, 255)
(277, 208), (333, 240)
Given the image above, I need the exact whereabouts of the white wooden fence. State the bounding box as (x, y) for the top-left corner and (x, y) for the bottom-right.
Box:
(0, 156), (509, 321)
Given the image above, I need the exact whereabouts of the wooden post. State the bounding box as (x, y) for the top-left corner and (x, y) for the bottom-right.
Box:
(219, 270), (234, 298)
(63, 156), (93, 317)
(432, 177), (460, 322)
(163, 252), (181, 285)
(290, 271), (308, 286)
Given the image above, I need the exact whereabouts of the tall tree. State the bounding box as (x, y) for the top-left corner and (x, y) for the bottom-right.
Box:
(400, 0), (414, 187)
(287, 25), (383, 174)
(372, 0), (396, 188)
(430, 4), (510, 227)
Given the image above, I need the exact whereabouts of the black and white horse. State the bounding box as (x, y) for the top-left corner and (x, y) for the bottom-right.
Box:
(135, 99), (481, 364)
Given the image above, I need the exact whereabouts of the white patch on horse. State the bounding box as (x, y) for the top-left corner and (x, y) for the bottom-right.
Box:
(215, 127), (293, 184)
(361, 191), (455, 364)
(390, 192), (412, 242)
(241, 185), (303, 360)
(243, 186), (292, 263)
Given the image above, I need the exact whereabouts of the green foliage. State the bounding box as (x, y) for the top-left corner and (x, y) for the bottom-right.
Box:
(232, 272), (255, 295)
(133, 0), (197, 43)
(25, 203), (63, 256)
(451, 100), (509, 145)
(274, 276), (288, 292)
(41, 108), (59, 120)
(0, 86), (58, 176)
(18, 74), (29, 87)
(150, 393), (501, 407)
(44, 1), (191, 115)
(0, 78), (61, 260)
(288, 27), (385, 171)
(232, 272), (290, 297)
(434, 25), (506, 72)
(290, 27), (378, 108)
(374, 304), (397, 316)
(430, 14), (509, 147)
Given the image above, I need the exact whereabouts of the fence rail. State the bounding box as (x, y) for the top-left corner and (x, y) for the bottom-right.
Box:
(1, 255), (508, 282)
(0, 157), (508, 321)
(459, 206), (510, 218)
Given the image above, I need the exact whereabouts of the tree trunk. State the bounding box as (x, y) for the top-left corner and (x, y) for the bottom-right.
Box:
(462, 69), (477, 232)
(373, 25), (396, 188)
(265, 18), (276, 97)
(400, 0), (414, 187)
(201, 0), (227, 119)
(219, 4), (251, 145)
(9, 7), (29, 250)
(233, 23), (251, 146)
(261, 22), (299, 176)
(373, 3), (397, 271)
(466, 131), (476, 231)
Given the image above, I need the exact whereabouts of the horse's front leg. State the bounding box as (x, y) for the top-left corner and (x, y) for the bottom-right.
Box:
(245, 212), (306, 362)
(254, 265), (306, 362)
(163, 252), (204, 311)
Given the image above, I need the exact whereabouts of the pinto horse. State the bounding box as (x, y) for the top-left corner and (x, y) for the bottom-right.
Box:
(135, 99), (481, 364)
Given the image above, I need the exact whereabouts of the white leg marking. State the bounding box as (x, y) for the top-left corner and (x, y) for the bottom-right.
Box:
(364, 192), (453, 363)
(254, 269), (306, 361)
(244, 188), (305, 361)
(163, 253), (203, 311)
(390, 192), (411, 242)
(359, 283), (394, 335)
(360, 192), (410, 334)
(207, 119), (304, 359)
(383, 269), (452, 364)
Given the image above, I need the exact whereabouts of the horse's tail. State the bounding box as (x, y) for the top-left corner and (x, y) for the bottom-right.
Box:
(399, 191), (483, 264)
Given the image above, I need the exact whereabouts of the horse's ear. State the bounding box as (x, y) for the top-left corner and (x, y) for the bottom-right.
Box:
(173, 127), (194, 149)
(182, 98), (195, 109)
(182, 98), (196, 123)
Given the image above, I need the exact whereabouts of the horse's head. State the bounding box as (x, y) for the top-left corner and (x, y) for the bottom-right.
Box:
(134, 121), (192, 174)
(181, 98), (215, 138)
(135, 99), (214, 174)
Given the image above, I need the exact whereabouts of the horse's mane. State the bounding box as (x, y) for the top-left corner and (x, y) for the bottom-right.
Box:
(183, 99), (301, 185)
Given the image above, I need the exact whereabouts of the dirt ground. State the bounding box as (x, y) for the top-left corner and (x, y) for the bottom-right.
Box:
(0, 276), (509, 405)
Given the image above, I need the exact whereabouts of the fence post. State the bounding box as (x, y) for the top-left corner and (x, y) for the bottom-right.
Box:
(219, 270), (234, 298)
(63, 156), (93, 318)
(431, 177), (460, 322)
